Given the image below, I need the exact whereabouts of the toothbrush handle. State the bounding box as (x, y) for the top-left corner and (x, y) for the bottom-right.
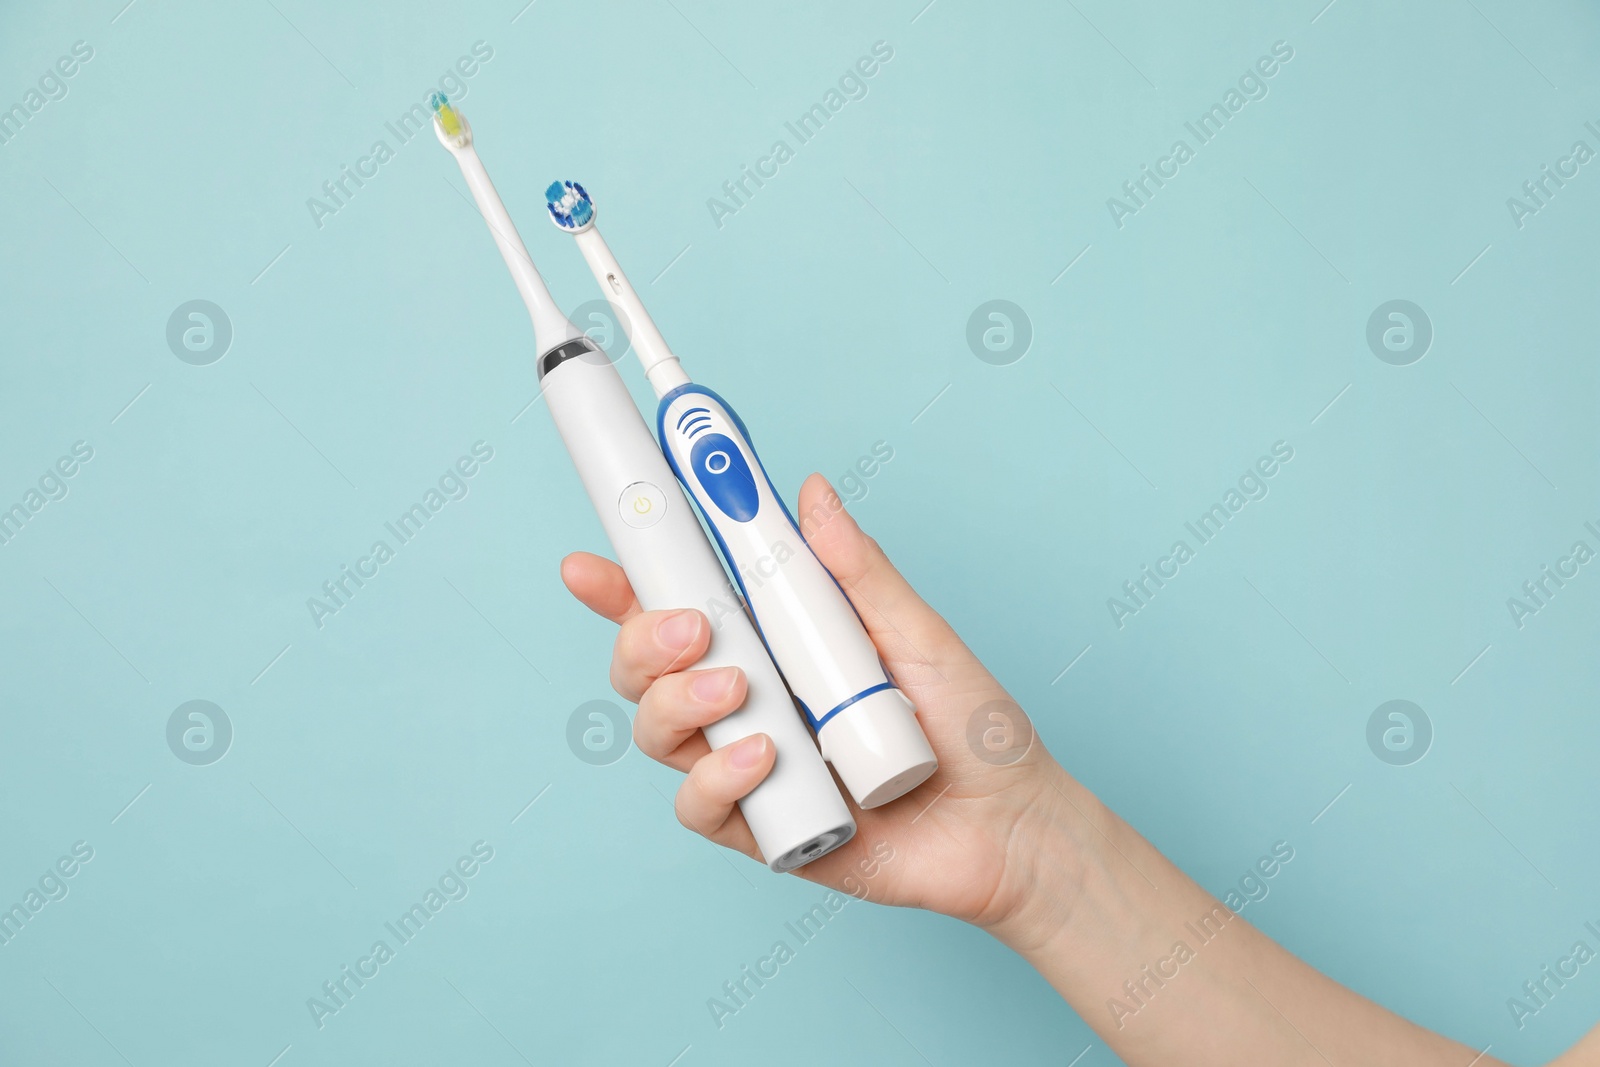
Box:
(656, 385), (938, 808)
(540, 346), (855, 871)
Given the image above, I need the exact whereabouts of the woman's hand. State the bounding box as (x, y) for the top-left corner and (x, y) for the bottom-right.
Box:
(561, 473), (1082, 930)
(563, 472), (1557, 1067)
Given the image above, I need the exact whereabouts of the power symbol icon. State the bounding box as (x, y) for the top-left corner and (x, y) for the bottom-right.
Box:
(619, 481), (667, 530)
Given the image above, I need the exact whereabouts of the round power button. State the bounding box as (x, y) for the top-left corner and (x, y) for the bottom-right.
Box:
(618, 481), (668, 529)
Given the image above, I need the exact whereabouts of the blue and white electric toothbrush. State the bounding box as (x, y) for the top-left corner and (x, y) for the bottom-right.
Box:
(429, 96), (855, 871)
(546, 181), (938, 809)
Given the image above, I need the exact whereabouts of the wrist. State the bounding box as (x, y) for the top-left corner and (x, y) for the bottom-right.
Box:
(979, 763), (1211, 1029)
(976, 763), (1110, 953)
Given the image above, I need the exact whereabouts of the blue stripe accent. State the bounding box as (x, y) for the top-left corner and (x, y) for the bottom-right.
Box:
(728, 398), (896, 687)
(675, 405), (709, 430)
(809, 682), (895, 731)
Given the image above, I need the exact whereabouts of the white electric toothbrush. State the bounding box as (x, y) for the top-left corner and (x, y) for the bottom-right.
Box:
(429, 96), (855, 870)
(546, 181), (938, 809)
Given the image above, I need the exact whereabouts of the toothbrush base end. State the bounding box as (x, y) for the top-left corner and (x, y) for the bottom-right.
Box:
(856, 759), (939, 810)
(769, 821), (857, 872)
(819, 688), (940, 809)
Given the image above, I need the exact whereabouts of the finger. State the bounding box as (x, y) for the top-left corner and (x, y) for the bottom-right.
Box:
(635, 666), (747, 771)
(674, 734), (774, 852)
(793, 473), (967, 664)
(610, 608), (709, 703)
(560, 552), (642, 624)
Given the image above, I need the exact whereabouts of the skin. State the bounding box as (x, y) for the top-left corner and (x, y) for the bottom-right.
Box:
(563, 473), (1597, 1067)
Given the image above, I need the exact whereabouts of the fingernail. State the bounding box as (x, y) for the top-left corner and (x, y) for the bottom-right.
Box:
(728, 734), (768, 770)
(691, 667), (737, 703)
(657, 610), (700, 650)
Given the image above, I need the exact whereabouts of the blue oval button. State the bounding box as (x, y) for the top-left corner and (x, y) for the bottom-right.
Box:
(691, 433), (759, 522)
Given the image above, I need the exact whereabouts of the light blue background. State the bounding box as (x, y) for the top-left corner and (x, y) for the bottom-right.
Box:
(2, 0), (1597, 1064)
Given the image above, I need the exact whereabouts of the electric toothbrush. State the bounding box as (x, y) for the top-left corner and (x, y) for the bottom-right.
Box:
(429, 95), (855, 870)
(546, 181), (938, 809)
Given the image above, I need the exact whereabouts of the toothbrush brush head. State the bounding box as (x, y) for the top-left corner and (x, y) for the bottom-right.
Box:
(430, 91), (469, 148)
(545, 180), (594, 232)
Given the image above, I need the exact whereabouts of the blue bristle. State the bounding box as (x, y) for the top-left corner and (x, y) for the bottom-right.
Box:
(540, 180), (593, 229)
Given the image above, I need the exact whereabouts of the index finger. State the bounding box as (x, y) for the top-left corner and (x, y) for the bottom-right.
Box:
(560, 552), (643, 624)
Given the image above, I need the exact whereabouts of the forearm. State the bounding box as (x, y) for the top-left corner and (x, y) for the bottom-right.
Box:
(990, 768), (1503, 1067)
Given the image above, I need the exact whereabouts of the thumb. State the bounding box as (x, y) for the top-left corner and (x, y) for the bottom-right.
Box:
(793, 473), (966, 672)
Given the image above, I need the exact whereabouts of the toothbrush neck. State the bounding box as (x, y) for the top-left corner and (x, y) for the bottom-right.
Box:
(528, 299), (580, 352)
(645, 357), (691, 397)
(573, 228), (687, 396)
(458, 147), (577, 350)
